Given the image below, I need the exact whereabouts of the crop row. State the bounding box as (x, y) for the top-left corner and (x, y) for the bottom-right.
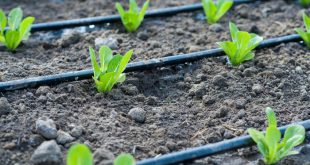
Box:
(1, 0), (310, 165)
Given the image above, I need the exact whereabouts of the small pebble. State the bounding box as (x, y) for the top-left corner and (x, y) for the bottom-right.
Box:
(128, 107), (146, 123)
(30, 140), (62, 165)
(36, 117), (58, 139)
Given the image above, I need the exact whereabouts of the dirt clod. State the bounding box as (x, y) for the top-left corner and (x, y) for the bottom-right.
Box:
(56, 130), (75, 145)
(36, 117), (58, 139)
(93, 148), (115, 165)
(30, 140), (62, 165)
(128, 107), (146, 123)
(0, 97), (11, 116)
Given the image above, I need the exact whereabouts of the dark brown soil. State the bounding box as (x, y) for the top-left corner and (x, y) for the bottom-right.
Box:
(1, 42), (310, 164)
(0, 0), (307, 81)
(0, 0), (198, 23)
(0, 0), (310, 165)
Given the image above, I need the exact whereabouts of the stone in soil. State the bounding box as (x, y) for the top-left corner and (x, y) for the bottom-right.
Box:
(30, 140), (62, 165)
(56, 130), (75, 144)
(0, 97), (11, 116)
(36, 117), (58, 139)
(93, 148), (115, 165)
(70, 126), (84, 138)
(95, 37), (119, 50)
(128, 107), (146, 123)
(212, 75), (228, 87)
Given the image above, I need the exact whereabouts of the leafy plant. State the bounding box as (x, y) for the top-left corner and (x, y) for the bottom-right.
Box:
(299, 0), (310, 7)
(247, 107), (305, 165)
(114, 153), (135, 165)
(116, 0), (149, 32)
(217, 22), (263, 66)
(295, 12), (310, 48)
(0, 7), (35, 51)
(89, 46), (133, 93)
(201, 0), (233, 24)
(67, 144), (93, 165)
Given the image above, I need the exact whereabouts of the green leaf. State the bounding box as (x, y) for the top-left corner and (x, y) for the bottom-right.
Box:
(303, 12), (310, 32)
(266, 107), (277, 127)
(98, 72), (118, 92)
(214, 0), (233, 22)
(19, 16), (35, 40)
(8, 7), (23, 30)
(0, 10), (6, 35)
(202, 0), (217, 24)
(99, 45), (113, 72)
(107, 55), (123, 73)
(117, 73), (126, 83)
(116, 3), (125, 17)
(244, 52), (254, 61)
(229, 22), (239, 42)
(5, 30), (20, 50)
(117, 49), (133, 74)
(67, 144), (93, 165)
(89, 47), (101, 79)
(114, 153), (135, 165)
(129, 0), (139, 13)
(282, 125), (305, 145)
(139, 0), (149, 21)
(248, 128), (269, 158)
(217, 41), (237, 65)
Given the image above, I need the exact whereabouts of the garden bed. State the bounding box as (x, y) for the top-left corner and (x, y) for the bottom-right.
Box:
(0, 0), (310, 165)
(0, 0), (306, 81)
(0, 42), (309, 164)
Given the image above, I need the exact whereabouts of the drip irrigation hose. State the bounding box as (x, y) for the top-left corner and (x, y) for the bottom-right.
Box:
(0, 34), (302, 92)
(7, 0), (255, 32)
(136, 119), (310, 165)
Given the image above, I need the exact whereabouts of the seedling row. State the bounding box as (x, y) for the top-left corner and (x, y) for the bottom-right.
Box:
(0, 0), (310, 165)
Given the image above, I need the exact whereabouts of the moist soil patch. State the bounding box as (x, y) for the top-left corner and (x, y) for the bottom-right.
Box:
(0, 42), (309, 164)
(0, 0), (310, 165)
(0, 0), (306, 81)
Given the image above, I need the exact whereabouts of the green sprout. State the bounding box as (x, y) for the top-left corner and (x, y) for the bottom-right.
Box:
(201, 0), (233, 24)
(299, 0), (310, 7)
(89, 46), (133, 93)
(0, 7), (35, 51)
(114, 153), (135, 165)
(247, 107), (305, 165)
(116, 0), (149, 32)
(67, 144), (93, 165)
(217, 22), (263, 66)
(295, 12), (310, 48)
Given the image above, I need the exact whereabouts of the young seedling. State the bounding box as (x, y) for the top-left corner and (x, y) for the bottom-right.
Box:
(295, 12), (310, 48)
(0, 7), (35, 51)
(300, 0), (310, 7)
(201, 0), (233, 24)
(89, 46), (133, 93)
(114, 153), (135, 165)
(116, 0), (149, 32)
(217, 22), (263, 66)
(67, 144), (93, 165)
(247, 107), (305, 165)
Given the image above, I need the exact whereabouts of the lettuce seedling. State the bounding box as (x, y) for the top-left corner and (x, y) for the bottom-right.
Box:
(67, 144), (93, 165)
(89, 46), (133, 93)
(0, 7), (35, 51)
(247, 107), (305, 165)
(295, 12), (310, 48)
(116, 0), (149, 32)
(217, 22), (263, 66)
(300, 0), (310, 7)
(114, 153), (135, 165)
(202, 0), (233, 24)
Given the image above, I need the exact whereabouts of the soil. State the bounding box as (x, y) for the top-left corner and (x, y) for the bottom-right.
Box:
(0, 0), (307, 81)
(0, 0), (310, 165)
(0, 0), (198, 23)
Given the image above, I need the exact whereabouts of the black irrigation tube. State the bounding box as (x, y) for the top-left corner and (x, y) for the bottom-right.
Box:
(15, 0), (255, 32)
(0, 34), (302, 92)
(136, 119), (310, 165)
